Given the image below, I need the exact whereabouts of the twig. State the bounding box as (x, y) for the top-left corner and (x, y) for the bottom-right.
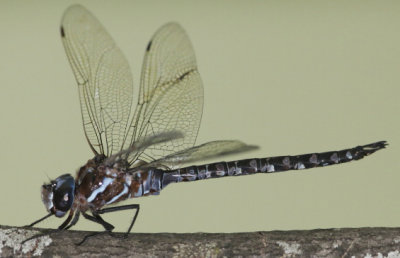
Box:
(1, 225), (400, 257)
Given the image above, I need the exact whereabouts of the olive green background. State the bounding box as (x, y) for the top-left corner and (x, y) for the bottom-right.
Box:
(0, 0), (398, 233)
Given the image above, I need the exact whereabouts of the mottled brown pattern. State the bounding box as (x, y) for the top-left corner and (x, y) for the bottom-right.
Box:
(78, 164), (103, 198)
(72, 157), (150, 212)
(130, 180), (142, 197)
(98, 171), (125, 205)
(76, 158), (97, 184)
(129, 172), (143, 197)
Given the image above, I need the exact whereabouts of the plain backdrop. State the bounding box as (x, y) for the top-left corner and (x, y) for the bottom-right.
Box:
(0, 0), (398, 233)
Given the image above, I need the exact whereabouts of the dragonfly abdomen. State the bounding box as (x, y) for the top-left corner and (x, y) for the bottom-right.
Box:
(161, 141), (387, 187)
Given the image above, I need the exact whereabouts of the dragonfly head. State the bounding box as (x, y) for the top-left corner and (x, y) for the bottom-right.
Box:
(41, 174), (75, 217)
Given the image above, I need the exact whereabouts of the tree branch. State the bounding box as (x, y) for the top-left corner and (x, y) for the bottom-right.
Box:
(1, 225), (400, 257)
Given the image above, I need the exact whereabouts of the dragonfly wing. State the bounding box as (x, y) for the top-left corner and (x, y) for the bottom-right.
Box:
(125, 23), (203, 164)
(61, 5), (134, 156)
(145, 140), (259, 169)
(105, 131), (183, 167)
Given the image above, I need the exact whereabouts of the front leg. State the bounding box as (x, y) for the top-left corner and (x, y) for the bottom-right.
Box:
(22, 210), (78, 244)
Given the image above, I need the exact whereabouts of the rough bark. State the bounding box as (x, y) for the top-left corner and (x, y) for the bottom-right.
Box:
(1, 225), (400, 257)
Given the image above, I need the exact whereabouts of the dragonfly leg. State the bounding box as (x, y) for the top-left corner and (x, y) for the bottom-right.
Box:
(57, 211), (74, 230)
(82, 212), (114, 231)
(64, 211), (80, 230)
(24, 213), (53, 228)
(77, 204), (140, 245)
(97, 204), (140, 237)
(77, 212), (115, 245)
(22, 211), (76, 245)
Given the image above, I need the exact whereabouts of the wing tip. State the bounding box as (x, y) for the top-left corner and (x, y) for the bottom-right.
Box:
(61, 4), (90, 24)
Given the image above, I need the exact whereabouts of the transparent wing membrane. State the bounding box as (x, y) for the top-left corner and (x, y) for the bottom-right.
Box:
(105, 131), (184, 167)
(61, 6), (252, 169)
(61, 5), (133, 156)
(61, 7), (203, 163)
(146, 140), (259, 169)
(126, 23), (203, 164)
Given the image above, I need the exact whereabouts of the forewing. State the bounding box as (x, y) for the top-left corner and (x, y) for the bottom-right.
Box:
(126, 23), (203, 164)
(145, 141), (259, 169)
(61, 5), (133, 156)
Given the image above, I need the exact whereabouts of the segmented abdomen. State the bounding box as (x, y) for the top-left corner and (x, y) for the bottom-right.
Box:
(160, 141), (387, 188)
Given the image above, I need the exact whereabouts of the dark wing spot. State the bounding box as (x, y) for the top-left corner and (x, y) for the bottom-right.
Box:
(146, 40), (152, 52)
(60, 26), (65, 38)
(178, 70), (193, 81)
(157, 69), (196, 88)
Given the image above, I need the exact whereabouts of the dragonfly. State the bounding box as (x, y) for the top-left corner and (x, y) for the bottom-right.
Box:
(26, 5), (387, 244)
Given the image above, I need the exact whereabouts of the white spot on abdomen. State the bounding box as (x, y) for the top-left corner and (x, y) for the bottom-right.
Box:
(309, 154), (318, 164)
(282, 157), (290, 167)
(216, 170), (225, 176)
(295, 163), (305, 170)
(266, 164), (275, 172)
(330, 153), (339, 163)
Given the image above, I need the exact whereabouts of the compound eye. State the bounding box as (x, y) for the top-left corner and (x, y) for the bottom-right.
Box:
(53, 174), (75, 214)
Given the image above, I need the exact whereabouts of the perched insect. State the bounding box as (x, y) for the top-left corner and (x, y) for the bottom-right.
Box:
(26, 5), (387, 244)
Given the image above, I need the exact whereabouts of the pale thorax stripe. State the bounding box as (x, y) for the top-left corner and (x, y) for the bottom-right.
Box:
(87, 177), (114, 202)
